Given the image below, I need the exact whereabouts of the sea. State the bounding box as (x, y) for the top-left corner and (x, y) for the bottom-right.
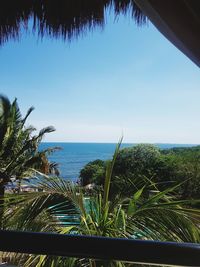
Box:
(40, 143), (197, 182)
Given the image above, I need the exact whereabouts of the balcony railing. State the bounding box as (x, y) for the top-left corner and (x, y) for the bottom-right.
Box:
(0, 230), (200, 266)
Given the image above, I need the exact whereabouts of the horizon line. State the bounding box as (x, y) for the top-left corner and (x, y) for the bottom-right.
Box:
(41, 141), (200, 145)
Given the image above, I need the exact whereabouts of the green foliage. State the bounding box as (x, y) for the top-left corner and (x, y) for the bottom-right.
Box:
(114, 144), (161, 176)
(110, 144), (161, 197)
(79, 159), (105, 186)
(0, 95), (60, 194)
(79, 144), (200, 200)
(162, 147), (200, 199)
(0, 97), (200, 266)
(2, 142), (200, 266)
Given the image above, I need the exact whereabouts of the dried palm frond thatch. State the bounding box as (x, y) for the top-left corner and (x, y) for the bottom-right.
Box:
(0, 0), (147, 45)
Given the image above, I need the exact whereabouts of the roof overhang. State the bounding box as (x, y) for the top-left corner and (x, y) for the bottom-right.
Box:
(135, 0), (200, 67)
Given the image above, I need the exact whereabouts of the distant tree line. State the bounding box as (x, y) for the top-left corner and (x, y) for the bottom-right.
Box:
(79, 144), (200, 200)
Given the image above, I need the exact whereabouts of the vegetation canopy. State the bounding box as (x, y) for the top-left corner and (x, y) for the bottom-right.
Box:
(79, 144), (200, 200)
(0, 94), (60, 223)
(2, 142), (200, 266)
(0, 97), (199, 266)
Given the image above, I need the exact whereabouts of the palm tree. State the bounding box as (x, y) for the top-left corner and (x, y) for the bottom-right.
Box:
(2, 142), (200, 266)
(0, 95), (60, 223)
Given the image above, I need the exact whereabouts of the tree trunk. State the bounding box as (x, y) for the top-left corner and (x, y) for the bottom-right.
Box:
(0, 184), (5, 228)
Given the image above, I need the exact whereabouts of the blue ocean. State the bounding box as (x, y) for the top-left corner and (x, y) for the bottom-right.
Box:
(40, 143), (197, 181)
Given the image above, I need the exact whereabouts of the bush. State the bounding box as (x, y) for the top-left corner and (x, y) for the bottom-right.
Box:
(79, 159), (105, 186)
(79, 144), (200, 199)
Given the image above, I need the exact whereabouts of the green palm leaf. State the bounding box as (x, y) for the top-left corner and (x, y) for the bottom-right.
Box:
(2, 141), (200, 266)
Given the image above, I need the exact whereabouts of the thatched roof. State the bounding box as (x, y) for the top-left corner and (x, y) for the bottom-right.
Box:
(0, 0), (146, 45)
(1, 1), (200, 67)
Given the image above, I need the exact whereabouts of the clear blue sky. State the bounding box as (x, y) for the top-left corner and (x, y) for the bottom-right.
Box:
(0, 11), (200, 143)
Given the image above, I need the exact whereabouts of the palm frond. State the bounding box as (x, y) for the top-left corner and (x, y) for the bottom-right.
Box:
(21, 106), (35, 127)
(2, 141), (200, 266)
(103, 137), (122, 207)
(36, 126), (56, 143)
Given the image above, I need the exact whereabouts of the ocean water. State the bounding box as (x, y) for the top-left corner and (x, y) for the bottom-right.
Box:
(40, 143), (197, 181)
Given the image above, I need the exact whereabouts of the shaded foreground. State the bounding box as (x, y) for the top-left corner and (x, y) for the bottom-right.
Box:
(0, 230), (200, 266)
(1, 143), (200, 266)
